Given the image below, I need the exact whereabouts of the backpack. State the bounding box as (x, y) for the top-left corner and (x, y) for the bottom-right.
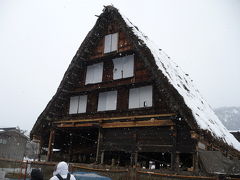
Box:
(56, 173), (71, 180)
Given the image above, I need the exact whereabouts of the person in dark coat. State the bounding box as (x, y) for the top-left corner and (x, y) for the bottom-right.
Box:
(31, 169), (43, 180)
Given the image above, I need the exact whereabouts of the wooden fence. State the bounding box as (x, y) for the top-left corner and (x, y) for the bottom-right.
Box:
(0, 158), (239, 180)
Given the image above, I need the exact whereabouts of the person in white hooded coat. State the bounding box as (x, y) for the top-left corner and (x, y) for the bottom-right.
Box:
(50, 161), (76, 180)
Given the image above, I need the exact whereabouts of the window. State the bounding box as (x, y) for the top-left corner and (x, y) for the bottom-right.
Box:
(0, 139), (7, 144)
(85, 62), (103, 84)
(104, 33), (118, 53)
(129, 86), (152, 109)
(113, 55), (134, 80)
(69, 95), (87, 114)
(98, 91), (117, 111)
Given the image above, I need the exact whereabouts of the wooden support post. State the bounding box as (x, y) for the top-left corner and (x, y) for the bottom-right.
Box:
(38, 138), (42, 161)
(96, 127), (103, 163)
(134, 152), (138, 167)
(100, 151), (104, 164)
(47, 129), (55, 162)
(176, 152), (180, 172)
(171, 151), (176, 170)
(130, 153), (134, 167)
(171, 125), (177, 170)
(69, 133), (73, 162)
(193, 149), (199, 172)
(133, 128), (137, 167)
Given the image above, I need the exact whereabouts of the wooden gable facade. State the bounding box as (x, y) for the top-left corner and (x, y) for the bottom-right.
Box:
(31, 6), (240, 172)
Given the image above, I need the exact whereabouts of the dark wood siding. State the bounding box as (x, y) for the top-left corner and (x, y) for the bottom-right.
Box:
(176, 121), (196, 153)
(102, 127), (174, 153)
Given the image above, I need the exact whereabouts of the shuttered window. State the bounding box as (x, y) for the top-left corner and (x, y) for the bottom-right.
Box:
(69, 95), (87, 114)
(129, 86), (152, 109)
(98, 91), (117, 111)
(113, 55), (134, 80)
(85, 62), (103, 84)
(104, 33), (118, 53)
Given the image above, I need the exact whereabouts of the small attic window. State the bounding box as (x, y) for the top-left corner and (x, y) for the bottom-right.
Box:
(129, 86), (152, 109)
(113, 55), (134, 80)
(69, 95), (87, 114)
(85, 62), (103, 84)
(104, 33), (118, 53)
(97, 91), (117, 111)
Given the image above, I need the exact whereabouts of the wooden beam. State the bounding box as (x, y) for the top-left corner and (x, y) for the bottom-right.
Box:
(71, 78), (151, 93)
(54, 113), (175, 124)
(38, 137), (43, 161)
(136, 171), (216, 179)
(72, 163), (128, 173)
(57, 123), (95, 128)
(100, 151), (104, 164)
(32, 135), (41, 143)
(57, 119), (174, 128)
(47, 129), (55, 162)
(96, 128), (103, 163)
(102, 120), (174, 128)
(194, 145), (199, 172)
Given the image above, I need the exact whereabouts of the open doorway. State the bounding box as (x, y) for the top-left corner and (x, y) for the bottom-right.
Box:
(138, 152), (171, 169)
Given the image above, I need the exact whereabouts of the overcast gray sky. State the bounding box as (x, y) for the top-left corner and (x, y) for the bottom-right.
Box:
(0, 0), (240, 133)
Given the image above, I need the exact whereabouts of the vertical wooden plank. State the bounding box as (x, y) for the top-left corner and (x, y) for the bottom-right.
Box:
(47, 129), (55, 162)
(176, 152), (180, 172)
(101, 151), (104, 164)
(96, 127), (103, 163)
(171, 125), (177, 170)
(38, 138), (42, 161)
(69, 133), (73, 162)
(193, 146), (199, 172)
(171, 151), (176, 171)
(134, 152), (138, 167)
(134, 128), (138, 167)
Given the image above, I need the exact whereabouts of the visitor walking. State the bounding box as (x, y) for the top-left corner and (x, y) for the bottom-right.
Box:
(50, 161), (76, 180)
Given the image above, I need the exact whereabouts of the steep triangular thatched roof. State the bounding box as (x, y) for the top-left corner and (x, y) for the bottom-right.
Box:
(31, 6), (240, 153)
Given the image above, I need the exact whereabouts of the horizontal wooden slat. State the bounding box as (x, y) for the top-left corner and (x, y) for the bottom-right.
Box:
(57, 123), (94, 128)
(72, 164), (128, 173)
(138, 144), (173, 147)
(54, 113), (175, 124)
(57, 119), (174, 128)
(137, 170), (216, 180)
(102, 120), (174, 128)
(72, 77), (151, 93)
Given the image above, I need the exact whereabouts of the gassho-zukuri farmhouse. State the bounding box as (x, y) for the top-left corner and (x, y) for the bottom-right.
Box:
(31, 5), (240, 175)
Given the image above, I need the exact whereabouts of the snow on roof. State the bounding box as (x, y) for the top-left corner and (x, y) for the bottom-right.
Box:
(120, 12), (240, 151)
(230, 130), (240, 133)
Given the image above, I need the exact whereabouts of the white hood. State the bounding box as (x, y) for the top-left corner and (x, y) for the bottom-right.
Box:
(54, 161), (69, 176)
